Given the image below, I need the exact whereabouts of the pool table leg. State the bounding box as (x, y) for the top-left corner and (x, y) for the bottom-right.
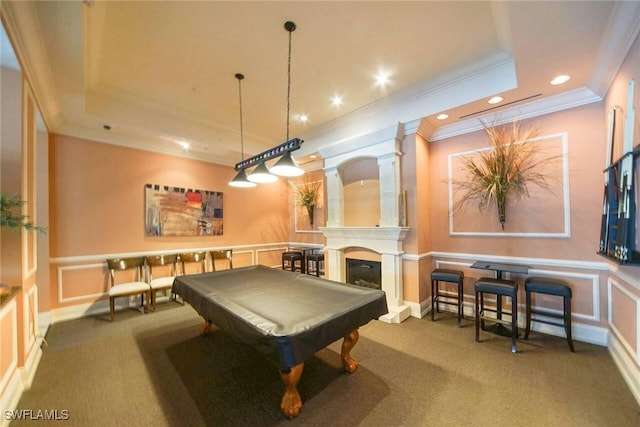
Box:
(341, 329), (360, 373)
(199, 319), (213, 335)
(280, 363), (304, 419)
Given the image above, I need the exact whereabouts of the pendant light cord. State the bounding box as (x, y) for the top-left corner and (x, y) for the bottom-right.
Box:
(235, 73), (245, 161)
(285, 21), (296, 142)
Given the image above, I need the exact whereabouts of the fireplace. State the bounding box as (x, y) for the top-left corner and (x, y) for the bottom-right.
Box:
(318, 124), (411, 323)
(347, 258), (381, 289)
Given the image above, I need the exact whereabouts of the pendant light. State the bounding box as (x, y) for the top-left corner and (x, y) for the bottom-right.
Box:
(247, 159), (278, 183)
(233, 21), (305, 183)
(270, 21), (304, 177)
(229, 73), (257, 188)
(270, 151), (303, 177)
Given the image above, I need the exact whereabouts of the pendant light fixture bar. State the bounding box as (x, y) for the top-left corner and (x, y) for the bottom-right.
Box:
(234, 137), (303, 171)
(235, 20), (305, 185)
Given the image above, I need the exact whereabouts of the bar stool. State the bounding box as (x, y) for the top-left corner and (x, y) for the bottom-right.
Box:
(431, 268), (465, 327)
(474, 277), (518, 353)
(282, 251), (304, 273)
(524, 277), (575, 352)
(306, 253), (325, 277)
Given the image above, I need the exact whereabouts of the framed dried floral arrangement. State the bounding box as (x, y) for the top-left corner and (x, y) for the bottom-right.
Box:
(292, 179), (325, 232)
(449, 123), (569, 236)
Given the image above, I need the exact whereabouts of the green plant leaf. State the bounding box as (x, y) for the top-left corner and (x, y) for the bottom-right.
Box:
(0, 192), (46, 234)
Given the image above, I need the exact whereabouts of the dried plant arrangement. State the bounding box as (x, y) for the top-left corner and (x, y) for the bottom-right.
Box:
(291, 179), (321, 226)
(452, 120), (558, 230)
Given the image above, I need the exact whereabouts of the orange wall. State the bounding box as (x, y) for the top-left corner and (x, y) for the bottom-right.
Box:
(403, 132), (431, 303)
(47, 134), (299, 310)
(343, 158), (380, 226)
(1, 65), (43, 403)
(602, 31), (640, 380)
(420, 105), (613, 335)
(0, 67), (22, 284)
(49, 134), (291, 257)
(1, 298), (17, 398)
(287, 168), (326, 246)
(428, 104), (604, 261)
(414, 133), (432, 254)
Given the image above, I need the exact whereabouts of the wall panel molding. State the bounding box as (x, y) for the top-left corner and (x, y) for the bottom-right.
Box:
(409, 253), (610, 346)
(608, 329), (640, 406)
(21, 285), (38, 357)
(448, 132), (570, 237)
(0, 296), (41, 427)
(57, 263), (105, 304)
(608, 277), (639, 366)
(50, 242), (290, 264)
(51, 243), (302, 306)
(433, 260), (600, 323)
(426, 251), (608, 272)
(0, 299), (18, 399)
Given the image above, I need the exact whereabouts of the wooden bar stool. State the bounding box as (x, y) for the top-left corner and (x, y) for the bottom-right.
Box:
(524, 277), (575, 352)
(282, 251), (304, 272)
(306, 253), (324, 277)
(431, 268), (465, 327)
(474, 277), (518, 353)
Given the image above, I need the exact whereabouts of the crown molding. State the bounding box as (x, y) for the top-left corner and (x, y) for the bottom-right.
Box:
(429, 87), (602, 141)
(299, 52), (517, 157)
(1, 1), (62, 131)
(588, 0), (640, 97)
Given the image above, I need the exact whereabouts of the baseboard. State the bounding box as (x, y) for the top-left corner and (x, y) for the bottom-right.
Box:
(51, 298), (145, 323)
(608, 332), (640, 407)
(407, 300), (429, 318)
(19, 344), (42, 390)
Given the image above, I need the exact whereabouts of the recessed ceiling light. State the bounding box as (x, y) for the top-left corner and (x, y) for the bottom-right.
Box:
(550, 75), (571, 85)
(331, 95), (343, 106)
(488, 96), (503, 104)
(310, 154), (317, 159)
(179, 141), (190, 150)
(436, 113), (449, 120)
(298, 114), (308, 122)
(375, 71), (390, 87)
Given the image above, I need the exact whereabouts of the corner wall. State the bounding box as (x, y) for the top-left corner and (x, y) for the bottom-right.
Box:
(602, 30), (640, 405)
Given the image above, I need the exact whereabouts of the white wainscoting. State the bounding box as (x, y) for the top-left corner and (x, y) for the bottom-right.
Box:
(608, 266), (640, 406)
(413, 253), (609, 346)
(0, 299), (19, 421)
(49, 243), (313, 323)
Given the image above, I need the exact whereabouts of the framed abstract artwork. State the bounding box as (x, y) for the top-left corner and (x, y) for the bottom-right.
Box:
(145, 184), (223, 236)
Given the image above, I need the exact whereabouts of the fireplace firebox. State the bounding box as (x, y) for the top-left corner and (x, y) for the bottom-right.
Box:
(346, 258), (382, 290)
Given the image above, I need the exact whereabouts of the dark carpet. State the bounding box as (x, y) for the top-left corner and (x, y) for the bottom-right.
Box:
(10, 302), (640, 426)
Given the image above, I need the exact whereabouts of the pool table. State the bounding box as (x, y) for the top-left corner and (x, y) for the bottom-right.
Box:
(172, 264), (388, 419)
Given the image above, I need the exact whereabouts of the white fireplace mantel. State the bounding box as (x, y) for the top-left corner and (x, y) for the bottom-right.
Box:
(320, 226), (411, 323)
(317, 124), (412, 324)
(320, 226), (409, 253)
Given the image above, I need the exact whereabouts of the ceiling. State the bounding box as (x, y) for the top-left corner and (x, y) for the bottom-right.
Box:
(1, 1), (638, 168)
